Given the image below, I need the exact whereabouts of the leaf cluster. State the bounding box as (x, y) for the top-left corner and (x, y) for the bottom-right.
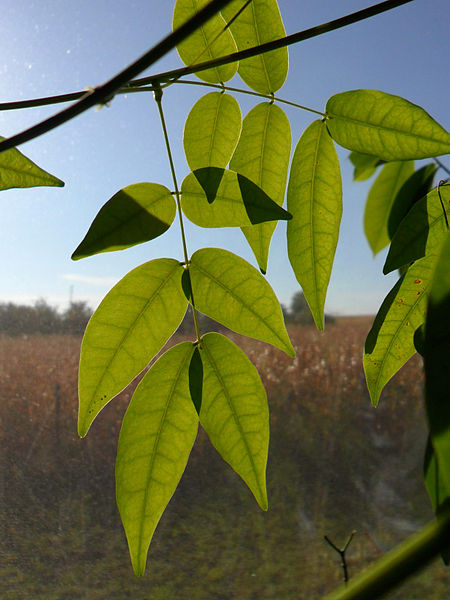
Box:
(1, 0), (450, 593)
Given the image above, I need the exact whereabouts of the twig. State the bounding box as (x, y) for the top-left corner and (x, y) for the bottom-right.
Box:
(325, 530), (357, 584)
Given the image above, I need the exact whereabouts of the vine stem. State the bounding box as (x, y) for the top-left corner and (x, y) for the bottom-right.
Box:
(170, 79), (325, 117)
(154, 87), (201, 343)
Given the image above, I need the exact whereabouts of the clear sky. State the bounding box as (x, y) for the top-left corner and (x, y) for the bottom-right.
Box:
(0, 0), (449, 316)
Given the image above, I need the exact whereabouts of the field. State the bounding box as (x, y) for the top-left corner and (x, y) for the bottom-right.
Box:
(1, 319), (449, 599)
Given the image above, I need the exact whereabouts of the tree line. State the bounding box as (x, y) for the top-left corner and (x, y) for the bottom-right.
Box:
(0, 299), (92, 336)
(0, 292), (331, 336)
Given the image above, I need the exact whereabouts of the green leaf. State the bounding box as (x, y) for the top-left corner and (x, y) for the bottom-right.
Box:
(189, 247), (295, 356)
(387, 164), (437, 241)
(221, 0), (288, 93)
(181, 168), (291, 228)
(424, 233), (450, 498)
(183, 92), (242, 171)
(72, 183), (176, 260)
(363, 161), (414, 255)
(0, 137), (64, 190)
(229, 102), (291, 273)
(286, 120), (342, 330)
(326, 90), (450, 160)
(173, 0), (238, 83)
(188, 346), (203, 414)
(423, 438), (450, 564)
(116, 342), (198, 576)
(384, 183), (450, 274)
(199, 332), (269, 509)
(349, 151), (384, 181)
(364, 252), (438, 406)
(78, 259), (187, 436)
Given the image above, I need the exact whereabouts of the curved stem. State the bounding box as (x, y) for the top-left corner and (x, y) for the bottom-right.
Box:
(0, 0), (414, 150)
(154, 88), (201, 343)
(172, 79), (325, 116)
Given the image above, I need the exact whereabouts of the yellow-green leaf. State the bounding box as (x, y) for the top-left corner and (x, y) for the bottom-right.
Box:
(364, 161), (414, 255)
(189, 247), (295, 356)
(229, 102), (291, 273)
(72, 183), (176, 260)
(364, 252), (438, 406)
(221, 0), (288, 93)
(173, 0), (238, 83)
(0, 137), (64, 190)
(326, 90), (450, 160)
(199, 332), (269, 509)
(349, 151), (384, 181)
(287, 120), (342, 330)
(116, 342), (198, 576)
(78, 259), (187, 436)
(181, 167), (291, 228)
(183, 92), (242, 171)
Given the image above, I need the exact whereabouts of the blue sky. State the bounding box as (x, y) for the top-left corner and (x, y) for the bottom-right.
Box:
(0, 0), (449, 315)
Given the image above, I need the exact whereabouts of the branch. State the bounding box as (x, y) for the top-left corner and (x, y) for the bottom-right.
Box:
(0, 0), (415, 116)
(0, 0), (236, 153)
(324, 506), (450, 600)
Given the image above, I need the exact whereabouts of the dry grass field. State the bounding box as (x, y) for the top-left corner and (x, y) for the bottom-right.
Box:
(1, 319), (449, 599)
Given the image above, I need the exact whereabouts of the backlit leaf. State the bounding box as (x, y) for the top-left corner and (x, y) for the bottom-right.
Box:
(349, 151), (384, 181)
(364, 161), (414, 255)
(116, 342), (198, 576)
(189, 247), (295, 356)
(384, 183), (450, 274)
(387, 164), (437, 241)
(229, 102), (291, 273)
(78, 259), (187, 436)
(424, 233), (450, 498)
(287, 120), (342, 330)
(173, 0), (238, 83)
(326, 90), (450, 160)
(0, 137), (64, 190)
(181, 168), (291, 228)
(199, 332), (269, 509)
(221, 0), (288, 93)
(72, 183), (176, 260)
(364, 252), (438, 406)
(183, 92), (242, 171)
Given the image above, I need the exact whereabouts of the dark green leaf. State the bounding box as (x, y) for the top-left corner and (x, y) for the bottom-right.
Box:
(0, 137), (64, 190)
(326, 90), (450, 160)
(349, 151), (384, 181)
(229, 102), (291, 273)
(78, 259), (187, 436)
(190, 247), (295, 356)
(199, 332), (269, 509)
(221, 0), (288, 93)
(188, 346), (203, 414)
(364, 161), (414, 255)
(173, 0), (238, 83)
(116, 342), (198, 576)
(384, 183), (450, 274)
(183, 92), (242, 171)
(424, 233), (450, 496)
(287, 120), (342, 330)
(388, 164), (437, 240)
(181, 168), (291, 228)
(72, 183), (176, 260)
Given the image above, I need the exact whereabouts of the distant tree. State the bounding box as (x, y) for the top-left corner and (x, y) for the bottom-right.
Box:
(62, 301), (92, 334)
(288, 291), (314, 325)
